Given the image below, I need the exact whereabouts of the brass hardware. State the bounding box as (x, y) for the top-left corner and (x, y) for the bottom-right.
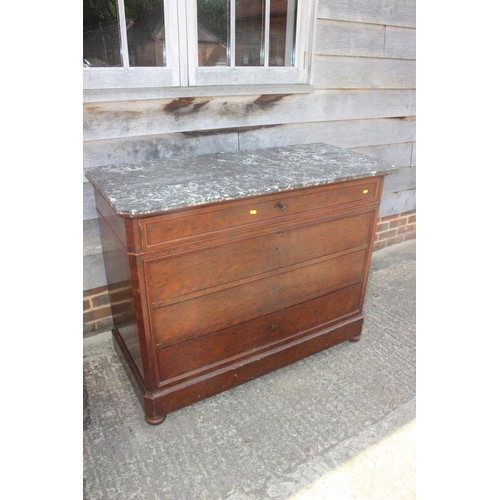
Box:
(249, 209), (257, 215)
(363, 189), (368, 194)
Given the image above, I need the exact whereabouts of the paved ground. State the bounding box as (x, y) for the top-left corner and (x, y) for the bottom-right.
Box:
(83, 239), (416, 500)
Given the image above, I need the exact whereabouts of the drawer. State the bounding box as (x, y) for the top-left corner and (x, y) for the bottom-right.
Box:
(157, 283), (363, 383)
(147, 210), (374, 307)
(140, 179), (380, 249)
(152, 248), (367, 349)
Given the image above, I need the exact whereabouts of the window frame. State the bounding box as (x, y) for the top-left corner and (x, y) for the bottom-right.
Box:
(83, 0), (317, 93)
(83, 0), (181, 89)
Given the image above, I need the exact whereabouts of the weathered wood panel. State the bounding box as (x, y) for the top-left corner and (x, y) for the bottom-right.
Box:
(379, 189), (416, 218)
(317, 0), (416, 28)
(411, 142), (416, 166)
(84, 84), (314, 104)
(83, 182), (98, 221)
(350, 142), (413, 167)
(83, 219), (102, 257)
(382, 166), (416, 194)
(238, 117), (416, 151)
(83, 89), (415, 142)
(84, 130), (239, 168)
(384, 27), (416, 59)
(83, 253), (107, 290)
(313, 56), (416, 89)
(315, 19), (385, 57)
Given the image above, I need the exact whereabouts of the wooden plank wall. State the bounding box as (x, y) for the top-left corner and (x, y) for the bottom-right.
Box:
(83, 0), (416, 292)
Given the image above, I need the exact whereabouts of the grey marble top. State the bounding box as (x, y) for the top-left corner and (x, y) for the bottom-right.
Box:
(85, 143), (396, 216)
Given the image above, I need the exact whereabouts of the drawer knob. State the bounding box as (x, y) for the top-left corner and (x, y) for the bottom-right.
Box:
(362, 189), (368, 194)
(277, 203), (288, 212)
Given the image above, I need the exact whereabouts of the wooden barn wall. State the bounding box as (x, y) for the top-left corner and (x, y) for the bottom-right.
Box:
(83, 0), (416, 292)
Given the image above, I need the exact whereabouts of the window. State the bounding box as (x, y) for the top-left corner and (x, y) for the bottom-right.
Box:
(83, 0), (316, 91)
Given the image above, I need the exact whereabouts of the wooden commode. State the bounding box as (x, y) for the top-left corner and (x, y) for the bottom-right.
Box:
(85, 143), (395, 425)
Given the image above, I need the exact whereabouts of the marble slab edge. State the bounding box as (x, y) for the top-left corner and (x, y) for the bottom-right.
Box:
(84, 143), (397, 217)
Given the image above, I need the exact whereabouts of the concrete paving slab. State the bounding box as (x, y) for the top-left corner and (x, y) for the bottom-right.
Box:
(83, 239), (416, 500)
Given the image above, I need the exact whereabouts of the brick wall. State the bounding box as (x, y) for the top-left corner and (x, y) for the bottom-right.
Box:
(84, 286), (113, 336)
(373, 209), (416, 251)
(84, 210), (416, 335)
(84, 283), (134, 337)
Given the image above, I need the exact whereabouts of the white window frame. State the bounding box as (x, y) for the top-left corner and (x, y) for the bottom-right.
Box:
(83, 0), (317, 94)
(186, 0), (314, 87)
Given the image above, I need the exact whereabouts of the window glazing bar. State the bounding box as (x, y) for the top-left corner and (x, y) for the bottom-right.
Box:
(116, 0), (130, 68)
(284, 0), (296, 66)
(263, 0), (270, 66)
(230, 0), (235, 67)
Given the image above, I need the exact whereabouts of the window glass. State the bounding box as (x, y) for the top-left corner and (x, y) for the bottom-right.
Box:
(196, 0), (298, 69)
(197, 0), (230, 66)
(235, 0), (265, 66)
(83, 0), (166, 68)
(83, 0), (311, 89)
(125, 0), (166, 67)
(83, 0), (122, 67)
(269, 0), (297, 66)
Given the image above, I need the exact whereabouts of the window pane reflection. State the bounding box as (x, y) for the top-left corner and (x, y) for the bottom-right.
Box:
(197, 0), (230, 66)
(83, 0), (122, 67)
(235, 0), (265, 66)
(269, 0), (297, 66)
(125, 0), (166, 67)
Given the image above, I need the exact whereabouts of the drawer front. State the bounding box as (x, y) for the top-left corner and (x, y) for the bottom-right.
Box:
(147, 211), (373, 307)
(157, 283), (363, 383)
(141, 179), (380, 249)
(152, 248), (366, 348)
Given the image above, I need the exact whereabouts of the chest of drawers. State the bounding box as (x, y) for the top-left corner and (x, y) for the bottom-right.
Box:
(86, 144), (394, 424)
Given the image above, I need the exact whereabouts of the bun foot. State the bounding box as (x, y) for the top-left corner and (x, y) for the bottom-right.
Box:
(348, 334), (362, 343)
(145, 414), (166, 425)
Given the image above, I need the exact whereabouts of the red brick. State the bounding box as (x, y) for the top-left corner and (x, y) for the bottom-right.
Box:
(83, 306), (112, 324)
(378, 229), (398, 241)
(389, 218), (408, 229)
(92, 294), (111, 308)
(376, 222), (389, 232)
(109, 301), (135, 315)
(83, 285), (108, 298)
(397, 224), (415, 235)
(408, 215), (416, 224)
(385, 235), (406, 247)
(373, 240), (387, 251)
(403, 232), (416, 241)
(83, 299), (91, 311)
(108, 281), (130, 293)
(380, 214), (400, 222)
(109, 289), (132, 303)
